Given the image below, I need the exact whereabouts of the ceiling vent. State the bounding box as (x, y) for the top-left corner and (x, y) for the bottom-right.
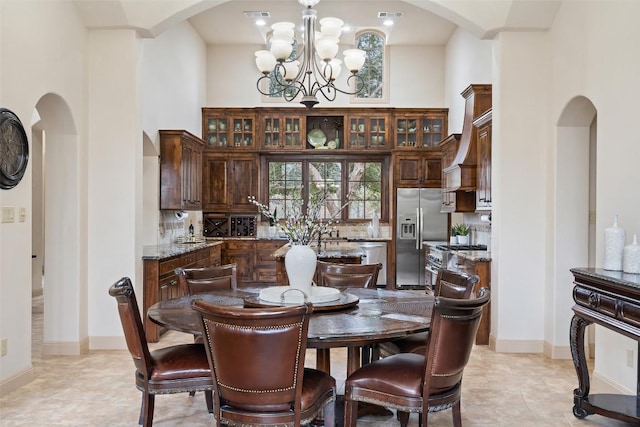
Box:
(244, 11), (271, 19)
(377, 12), (403, 18)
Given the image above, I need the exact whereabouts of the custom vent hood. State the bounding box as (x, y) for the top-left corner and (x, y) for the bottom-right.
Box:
(443, 84), (492, 193)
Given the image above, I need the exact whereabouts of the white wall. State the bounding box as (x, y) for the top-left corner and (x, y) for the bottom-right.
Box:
(444, 28), (493, 132)
(0, 0), (87, 390)
(140, 21), (207, 246)
(546, 0), (640, 392)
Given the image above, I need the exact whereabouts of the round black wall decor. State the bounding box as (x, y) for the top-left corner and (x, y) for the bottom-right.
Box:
(0, 108), (29, 189)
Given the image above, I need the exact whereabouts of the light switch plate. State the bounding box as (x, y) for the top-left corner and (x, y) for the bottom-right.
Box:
(2, 207), (15, 223)
(1, 338), (7, 356)
(19, 207), (26, 222)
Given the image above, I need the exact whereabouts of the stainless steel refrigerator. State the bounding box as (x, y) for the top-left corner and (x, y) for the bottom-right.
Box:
(395, 188), (448, 289)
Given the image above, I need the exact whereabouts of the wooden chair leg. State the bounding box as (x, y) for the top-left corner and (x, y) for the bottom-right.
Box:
(397, 410), (410, 427)
(205, 390), (214, 413)
(140, 392), (154, 427)
(452, 400), (462, 427)
(344, 398), (358, 427)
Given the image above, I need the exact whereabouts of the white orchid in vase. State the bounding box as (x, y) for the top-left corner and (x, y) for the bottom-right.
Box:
(248, 193), (349, 246)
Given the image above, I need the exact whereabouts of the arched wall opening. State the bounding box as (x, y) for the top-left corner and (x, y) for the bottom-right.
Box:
(32, 93), (85, 355)
(547, 96), (596, 358)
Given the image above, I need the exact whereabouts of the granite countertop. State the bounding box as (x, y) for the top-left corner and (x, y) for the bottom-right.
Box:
(272, 241), (365, 259)
(453, 250), (492, 262)
(142, 241), (223, 260)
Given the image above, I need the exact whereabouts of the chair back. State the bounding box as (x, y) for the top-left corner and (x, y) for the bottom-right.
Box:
(191, 300), (313, 414)
(316, 261), (381, 289)
(108, 277), (152, 378)
(423, 288), (490, 396)
(176, 263), (237, 295)
(433, 268), (479, 299)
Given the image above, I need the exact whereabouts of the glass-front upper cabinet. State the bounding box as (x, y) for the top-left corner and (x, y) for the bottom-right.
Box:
(346, 113), (389, 150)
(394, 109), (448, 149)
(260, 112), (304, 150)
(202, 109), (255, 150)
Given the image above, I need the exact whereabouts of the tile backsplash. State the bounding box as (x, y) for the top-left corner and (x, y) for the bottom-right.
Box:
(158, 210), (203, 245)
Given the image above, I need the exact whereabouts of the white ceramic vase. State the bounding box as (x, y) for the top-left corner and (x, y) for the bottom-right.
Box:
(604, 215), (626, 271)
(458, 235), (470, 245)
(285, 244), (317, 298)
(623, 234), (640, 274)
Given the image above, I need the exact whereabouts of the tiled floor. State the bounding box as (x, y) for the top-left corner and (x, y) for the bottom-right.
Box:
(0, 296), (634, 426)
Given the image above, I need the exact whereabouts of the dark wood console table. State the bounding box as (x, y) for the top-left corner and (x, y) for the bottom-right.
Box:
(570, 267), (640, 423)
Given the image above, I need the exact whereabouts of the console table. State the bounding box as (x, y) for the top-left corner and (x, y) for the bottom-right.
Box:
(570, 268), (640, 423)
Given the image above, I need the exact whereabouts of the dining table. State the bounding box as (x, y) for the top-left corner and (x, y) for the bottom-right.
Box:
(147, 286), (434, 376)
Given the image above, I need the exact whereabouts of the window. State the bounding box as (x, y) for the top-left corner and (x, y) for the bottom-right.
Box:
(265, 157), (386, 221)
(354, 31), (386, 100)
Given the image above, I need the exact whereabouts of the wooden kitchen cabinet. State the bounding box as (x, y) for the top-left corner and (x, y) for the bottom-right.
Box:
(222, 240), (254, 285)
(143, 243), (222, 342)
(345, 112), (390, 150)
(202, 153), (258, 212)
(448, 254), (491, 345)
(159, 130), (204, 210)
(394, 151), (442, 188)
(254, 240), (283, 284)
(259, 111), (305, 150)
(474, 109), (492, 211)
(394, 109), (447, 149)
(202, 108), (255, 149)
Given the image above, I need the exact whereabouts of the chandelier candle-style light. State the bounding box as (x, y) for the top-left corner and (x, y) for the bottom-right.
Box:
(255, 0), (367, 108)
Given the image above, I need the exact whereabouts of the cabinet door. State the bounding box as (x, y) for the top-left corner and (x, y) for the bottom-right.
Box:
(254, 240), (282, 284)
(229, 157), (258, 212)
(224, 241), (254, 285)
(421, 153), (442, 187)
(202, 155), (229, 211)
(395, 153), (421, 186)
(476, 122), (492, 210)
(181, 140), (202, 209)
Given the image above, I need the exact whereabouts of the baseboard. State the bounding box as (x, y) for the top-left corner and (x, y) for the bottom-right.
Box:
(89, 336), (127, 351)
(593, 371), (634, 395)
(543, 341), (572, 359)
(42, 337), (89, 356)
(0, 366), (34, 397)
(488, 334), (544, 353)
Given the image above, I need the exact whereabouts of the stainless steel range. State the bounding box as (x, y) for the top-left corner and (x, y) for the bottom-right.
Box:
(425, 244), (487, 289)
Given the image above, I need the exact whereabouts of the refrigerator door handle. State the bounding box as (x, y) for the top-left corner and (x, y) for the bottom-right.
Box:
(415, 207), (420, 250)
(419, 207), (424, 249)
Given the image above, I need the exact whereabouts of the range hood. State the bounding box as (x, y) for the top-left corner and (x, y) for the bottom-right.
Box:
(444, 84), (492, 192)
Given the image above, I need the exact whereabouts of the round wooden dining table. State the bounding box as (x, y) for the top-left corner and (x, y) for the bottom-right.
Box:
(147, 287), (433, 376)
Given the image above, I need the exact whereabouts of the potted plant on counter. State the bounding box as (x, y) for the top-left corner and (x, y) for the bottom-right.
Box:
(456, 224), (471, 245)
(450, 226), (459, 244)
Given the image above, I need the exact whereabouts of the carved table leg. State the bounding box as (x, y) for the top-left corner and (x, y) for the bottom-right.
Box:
(570, 314), (593, 419)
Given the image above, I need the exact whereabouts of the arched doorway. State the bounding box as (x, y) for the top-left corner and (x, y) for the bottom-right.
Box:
(549, 96), (596, 357)
(32, 94), (85, 355)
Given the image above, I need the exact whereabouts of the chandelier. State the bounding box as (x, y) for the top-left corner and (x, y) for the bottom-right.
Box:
(254, 0), (367, 108)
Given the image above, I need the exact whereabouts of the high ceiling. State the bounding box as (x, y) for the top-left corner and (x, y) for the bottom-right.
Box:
(189, 0), (459, 46)
(73, 0), (562, 46)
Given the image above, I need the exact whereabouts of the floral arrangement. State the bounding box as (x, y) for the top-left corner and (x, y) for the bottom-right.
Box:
(249, 194), (348, 246)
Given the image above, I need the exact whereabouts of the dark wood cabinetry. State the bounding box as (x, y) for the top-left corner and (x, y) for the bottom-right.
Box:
(447, 254), (491, 345)
(394, 109), (447, 149)
(143, 243), (221, 342)
(474, 109), (492, 211)
(394, 151), (442, 188)
(259, 110), (306, 150)
(202, 154), (258, 212)
(254, 240), (283, 284)
(222, 240), (254, 284)
(345, 112), (390, 149)
(159, 130), (204, 210)
(202, 108), (255, 149)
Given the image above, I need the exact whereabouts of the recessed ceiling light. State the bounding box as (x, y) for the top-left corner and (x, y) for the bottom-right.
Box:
(383, 19), (394, 27)
(255, 19), (266, 27)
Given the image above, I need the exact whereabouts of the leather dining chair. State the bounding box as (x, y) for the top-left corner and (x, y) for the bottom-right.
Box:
(375, 269), (479, 359)
(191, 300), (336, 427)
(316, 260), (382, 289)
(108, 277), (214, 427)
(175, 263), (237, 296)
(314, 260), (382, 370)
(344, 288), (491, 427)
